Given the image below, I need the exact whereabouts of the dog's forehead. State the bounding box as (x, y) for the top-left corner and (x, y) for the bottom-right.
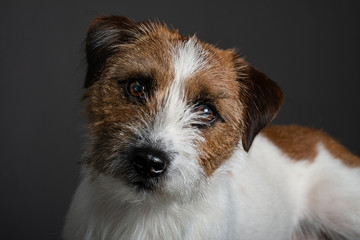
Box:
(107, 24), (240, 96)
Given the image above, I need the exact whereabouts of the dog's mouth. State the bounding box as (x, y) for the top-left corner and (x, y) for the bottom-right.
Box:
(128, 177), (163, 192)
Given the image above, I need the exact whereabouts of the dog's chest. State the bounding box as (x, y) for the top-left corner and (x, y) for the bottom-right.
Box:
(79, 194), (232, 240)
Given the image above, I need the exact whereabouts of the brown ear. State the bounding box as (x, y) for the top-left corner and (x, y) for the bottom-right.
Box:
(239, 64), (284, 151)
(85, 16), (139, 88)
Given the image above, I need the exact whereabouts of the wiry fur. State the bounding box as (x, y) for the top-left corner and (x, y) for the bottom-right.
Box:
(63, 16), (360, 240)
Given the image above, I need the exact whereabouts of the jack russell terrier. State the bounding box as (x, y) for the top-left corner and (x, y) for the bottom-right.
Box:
(63, 16), (360, 240)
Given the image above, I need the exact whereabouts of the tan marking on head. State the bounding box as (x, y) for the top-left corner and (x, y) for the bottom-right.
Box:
(82, 21), (183, 173)
(182, 45), (245, 175)
(262, 125), (360, 167)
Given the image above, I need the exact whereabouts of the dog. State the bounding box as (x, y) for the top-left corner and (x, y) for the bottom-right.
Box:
(63, 16), (360, 240)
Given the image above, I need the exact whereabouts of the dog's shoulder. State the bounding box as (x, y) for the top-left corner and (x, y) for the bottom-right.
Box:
(260, 124), (360, 167)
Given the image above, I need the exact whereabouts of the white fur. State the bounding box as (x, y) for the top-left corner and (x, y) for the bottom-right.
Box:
(63, 133), (360, 239)
(172, 37), (208, 83)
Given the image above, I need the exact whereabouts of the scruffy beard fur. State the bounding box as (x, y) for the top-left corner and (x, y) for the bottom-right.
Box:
(63, 16), (360, 240)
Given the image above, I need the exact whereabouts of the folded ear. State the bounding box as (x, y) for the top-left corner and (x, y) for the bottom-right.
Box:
(85, 16), (139, 88)
(238, 62), (284, 152)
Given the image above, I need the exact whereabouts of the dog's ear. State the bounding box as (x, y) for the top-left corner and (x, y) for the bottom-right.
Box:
(85, 16), (140, 88)
(237, 60), (284, 152)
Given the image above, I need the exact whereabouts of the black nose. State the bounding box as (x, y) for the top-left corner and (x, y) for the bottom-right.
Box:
(132, 148), (168, 178)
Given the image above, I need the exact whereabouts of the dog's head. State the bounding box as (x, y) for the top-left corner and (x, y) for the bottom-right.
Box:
(82, 16), (283, 202)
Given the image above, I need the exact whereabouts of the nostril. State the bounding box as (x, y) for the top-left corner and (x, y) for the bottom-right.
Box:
(149, 155), (166, 174)
(132, 148), (168, 178)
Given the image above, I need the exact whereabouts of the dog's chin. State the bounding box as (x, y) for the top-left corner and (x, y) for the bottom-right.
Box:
(92, 169), (205, 205)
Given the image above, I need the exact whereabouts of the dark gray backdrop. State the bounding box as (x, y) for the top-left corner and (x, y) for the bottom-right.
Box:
(1, 1), (359, 239)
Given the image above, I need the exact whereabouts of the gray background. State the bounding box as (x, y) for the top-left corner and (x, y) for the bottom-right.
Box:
(1, 1), (359, 239)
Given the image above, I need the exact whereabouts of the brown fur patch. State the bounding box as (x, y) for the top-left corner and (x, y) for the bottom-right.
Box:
(183, 47), (245, 175)
(82, 20), (182, 175)
(187, 44), (284, 175)
(262, 125), (360, 167)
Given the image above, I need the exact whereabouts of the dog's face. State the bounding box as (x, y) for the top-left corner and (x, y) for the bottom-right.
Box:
(82, 16), (283, 202)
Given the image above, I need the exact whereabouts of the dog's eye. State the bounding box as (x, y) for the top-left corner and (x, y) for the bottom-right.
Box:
(197, 105), (216, 123)
(128, 80), (146, 99)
